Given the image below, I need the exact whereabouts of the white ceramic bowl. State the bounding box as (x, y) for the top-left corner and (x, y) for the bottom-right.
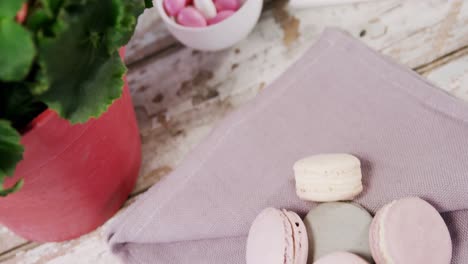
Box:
(156, 0), (263, 51)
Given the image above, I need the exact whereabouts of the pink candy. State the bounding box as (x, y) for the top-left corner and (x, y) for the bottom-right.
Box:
(164, 0), (242, 27)
(214, 0), (241, 12)
(163, 0), (190, 17)
(177, 7), (208, 27)
(208, 10), (235, 25)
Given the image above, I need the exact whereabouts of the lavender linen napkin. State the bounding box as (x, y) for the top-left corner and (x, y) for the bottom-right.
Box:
(106, 28), (468, 263)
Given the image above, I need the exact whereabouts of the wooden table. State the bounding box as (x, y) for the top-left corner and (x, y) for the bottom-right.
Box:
(1, 0), (467, 263)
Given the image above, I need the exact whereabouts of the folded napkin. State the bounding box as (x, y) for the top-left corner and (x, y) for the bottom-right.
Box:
(107, 28), (468, 263)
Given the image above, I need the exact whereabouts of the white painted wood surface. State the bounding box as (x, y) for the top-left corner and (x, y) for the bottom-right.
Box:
(426, 51), (468, 101)
(0, 227), (27, 254)
(0, 0), (467, 263)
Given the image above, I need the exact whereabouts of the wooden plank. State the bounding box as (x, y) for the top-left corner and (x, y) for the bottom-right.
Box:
(1, 0), (467, 262)
(125, 8), (176, 65)
(425, 50), (468, 102)
(0, 227), (27, 255)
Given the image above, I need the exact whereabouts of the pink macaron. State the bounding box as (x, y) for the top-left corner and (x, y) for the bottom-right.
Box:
(246, 208), (308, 264)
(314, 252), (369, 264)
(369, 197), (452, 264)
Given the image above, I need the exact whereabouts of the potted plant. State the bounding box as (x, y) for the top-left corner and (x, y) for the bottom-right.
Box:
(0, 0), (150, 242)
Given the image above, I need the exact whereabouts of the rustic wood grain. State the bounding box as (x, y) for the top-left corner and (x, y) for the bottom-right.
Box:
(125, 8), (176, 65)
(0, 227), (27, 255)
(426, 51), (468, 102)
(0, 0), (467, 262)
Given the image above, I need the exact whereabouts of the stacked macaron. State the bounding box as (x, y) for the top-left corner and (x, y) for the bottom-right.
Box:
(294, 154), (363, 202)
(246, 153), (453, 264)
(163, 0), (243, 27)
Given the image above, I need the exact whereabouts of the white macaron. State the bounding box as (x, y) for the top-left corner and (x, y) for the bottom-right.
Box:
(294, 153), (363, 202)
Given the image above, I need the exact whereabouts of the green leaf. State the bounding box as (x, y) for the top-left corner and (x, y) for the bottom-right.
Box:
(0, 120), (23, 177)
(26, 0), (65, 32)
(0, 120), (24, 196)
(38, 51), (125, 123)
(0, 179), (23, 197)
(0, 83), (47, 130)
(144, 0), (153, 8)
(26, 7), (53, 32)
(45, 0), (65, 14)
(34, 0), (143, 123)
(107, 0), (145, 49)
(0, 0), (24, 19)
(0, 19), (36, 82)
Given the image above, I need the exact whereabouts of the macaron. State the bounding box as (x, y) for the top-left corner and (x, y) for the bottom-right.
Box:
(369, 197), (452, 264)
(314, 252), (370, 264)
(294, 153), (363, 202)
(303, 202), (373, 263)
(246, 208), (308, 264)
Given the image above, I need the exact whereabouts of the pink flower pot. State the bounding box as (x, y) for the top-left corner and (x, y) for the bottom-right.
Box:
(0, 49), (141, 242)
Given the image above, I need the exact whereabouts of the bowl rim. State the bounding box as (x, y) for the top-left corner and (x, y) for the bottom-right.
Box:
(155, 0), (261, 32)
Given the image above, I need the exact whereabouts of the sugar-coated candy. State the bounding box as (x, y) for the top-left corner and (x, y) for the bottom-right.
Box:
(177, 7), (208, 27)
(214, 0), (241, 12)
(194, 0), (217, 19)
(164, 0), (190, 16)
